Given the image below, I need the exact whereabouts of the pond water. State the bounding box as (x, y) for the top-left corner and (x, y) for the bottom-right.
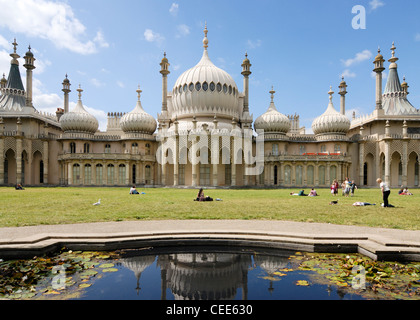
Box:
(71, 247), (365, 300)
(2, 246), (419, 301)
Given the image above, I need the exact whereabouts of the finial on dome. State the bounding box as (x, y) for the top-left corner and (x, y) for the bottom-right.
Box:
(77, 84), (83, 100)
(12, 38), (17, 54)
(269, 86), (275, 102)
(203, 22), (209, 50)
(389, 41), (399, 66)
(136, 85), (142, 101)
(328, 86), (334, 101)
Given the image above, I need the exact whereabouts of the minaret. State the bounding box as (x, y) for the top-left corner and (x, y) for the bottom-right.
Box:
(23, 45), (36, 107)
(0, 73), (6, 89)
(160, 52), (170, 113)
(373, 47), (385, 110)
(401, 76), (409, 95)
(62, 74), (71, 113)
(338, 76), (347, 116)
(241, 52), (252, 113)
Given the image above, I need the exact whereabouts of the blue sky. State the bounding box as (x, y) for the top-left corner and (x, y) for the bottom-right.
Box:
(1, 0), (420, 132)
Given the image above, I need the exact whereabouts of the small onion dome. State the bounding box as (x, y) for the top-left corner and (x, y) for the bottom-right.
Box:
(254, 88), (291, 134)
(312, 87), (350, 136)
(120, 86), (157, 134)
(374, 48), (384, 61)
(59, 85), (99, 134)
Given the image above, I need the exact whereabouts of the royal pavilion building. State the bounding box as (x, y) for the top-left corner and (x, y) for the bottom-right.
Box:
(1, 27), (419, 189)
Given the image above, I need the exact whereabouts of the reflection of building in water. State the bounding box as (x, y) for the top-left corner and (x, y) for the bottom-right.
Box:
(254, 254), (295, 295)
(120, 255), (156, 295)
(157, 253), (252, 300)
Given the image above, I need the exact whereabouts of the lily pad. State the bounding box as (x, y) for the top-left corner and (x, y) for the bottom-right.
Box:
(102, 268), (118, 273)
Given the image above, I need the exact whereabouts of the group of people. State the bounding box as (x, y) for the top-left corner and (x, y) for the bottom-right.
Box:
(330, 178), (357, 197)
(290, 188), (318, 196)
(398, 186), (413, 196)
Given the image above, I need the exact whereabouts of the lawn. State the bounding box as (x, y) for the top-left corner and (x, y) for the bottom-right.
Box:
(0, 187), (419, 230)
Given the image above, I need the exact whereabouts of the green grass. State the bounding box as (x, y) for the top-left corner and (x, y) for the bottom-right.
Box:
(0, 187), (419, 230)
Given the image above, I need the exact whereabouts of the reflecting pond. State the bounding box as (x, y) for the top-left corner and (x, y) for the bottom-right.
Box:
(1, 246), (419, 300)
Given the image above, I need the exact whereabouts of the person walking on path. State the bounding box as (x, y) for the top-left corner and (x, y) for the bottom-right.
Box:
(377, 178), (391, 207)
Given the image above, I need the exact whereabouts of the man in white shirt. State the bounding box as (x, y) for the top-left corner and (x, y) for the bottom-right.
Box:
(376, 178), (391, 207)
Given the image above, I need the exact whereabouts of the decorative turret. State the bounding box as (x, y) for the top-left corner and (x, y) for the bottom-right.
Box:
(23, 45), (36, 108)
(382, 42), (417, 115)
(0, 74), (6, 89)
(312, 87), (350, 136)
(160, 52), (170, 113)
(59, 85), (99, 134)
(62, 74), (71, 113)
(0, 39), (26, 112)
(373, 47), (385, 110)
(170, 24), (240, 124)
(120, 86), (157, 134)
(338, 77), (347, 116)
(254, 87), (291, 135)
(241, 52), (252, 113)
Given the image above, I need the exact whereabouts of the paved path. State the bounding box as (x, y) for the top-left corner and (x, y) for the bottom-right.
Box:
(0, 220), (420, 261)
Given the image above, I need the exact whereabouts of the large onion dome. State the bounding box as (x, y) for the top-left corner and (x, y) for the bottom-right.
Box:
(312, 87), (350, 136)
(254, 88), (291, 134)
(171, 25), (240, 121)
(59, 85), (99, 134)
(120, 87), (157, 134)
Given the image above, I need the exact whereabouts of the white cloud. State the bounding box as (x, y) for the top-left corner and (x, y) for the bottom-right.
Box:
(342, 50), (372, 67)
(90, 78), (105, 88)
(0, 35), (10, 49)
(247, 39), (262, 49)
(144, 29), (165, 44)
(117, 81), (125, 88)
(341, 69), (356, 79)
(94, 31), (109, 49)
(176, 24), (190, 38)
(415, 33), (420, 42)
(169, 3), (179, 16)
(370, 0), (385, 11)
(0, 0), (106, 55)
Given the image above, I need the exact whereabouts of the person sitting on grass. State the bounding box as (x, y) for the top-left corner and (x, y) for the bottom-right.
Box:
(129, 185), (139, 194)
(15, 184), (24, 190)
(196, 188), (213, 202)
(308, 188), (318, 196)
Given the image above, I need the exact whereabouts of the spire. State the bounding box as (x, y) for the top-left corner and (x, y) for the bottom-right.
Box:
(388, 42), (399, 69)
(137, 85), (142, 101)
(10, 39), (20, 65)
(203, 22), (209, 50)
(328, 86), (334, 102)
(77, 84), (83, 100)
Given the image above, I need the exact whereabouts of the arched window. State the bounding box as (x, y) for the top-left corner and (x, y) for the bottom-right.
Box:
(84, 143), (90, 154)
(107, 164), (114, 185)
(119, 164), (126, 185)
(145, 165), (151, 184)
(202, 82), (208, 91)
(307, 165), (314, 186)
(96, 164), (103, 185)
(319, 165), (326, 186)
(84, 164), (92, 185)
(70, 142), (76, 154)
(105, 144), (111, 154)
(195, 82), (201, 91)
(132, 143), (139, 154)
(73, 164), (81, 185)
